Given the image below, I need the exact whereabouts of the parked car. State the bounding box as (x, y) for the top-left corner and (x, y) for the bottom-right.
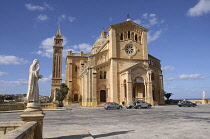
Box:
(104, 102), (122, 110)
(178, 100), (196, 107)
(126, 100), (152, 109)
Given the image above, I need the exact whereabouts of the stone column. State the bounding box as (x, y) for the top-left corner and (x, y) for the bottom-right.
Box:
(91, 69), (97, 106)
(127, 71), (133, 104)
(146, 82), (154, 105)
(20, 102), (45, 139)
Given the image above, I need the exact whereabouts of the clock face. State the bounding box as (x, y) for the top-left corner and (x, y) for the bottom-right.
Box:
(125, 45), (134, 54)
(55, 50), (60, 54)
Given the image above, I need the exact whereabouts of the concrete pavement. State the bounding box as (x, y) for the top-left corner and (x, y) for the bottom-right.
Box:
(0, 104), (210, 138)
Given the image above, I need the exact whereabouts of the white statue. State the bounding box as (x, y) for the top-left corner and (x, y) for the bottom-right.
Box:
(202, 90), (206, 100)
(26, 59), (42, 102)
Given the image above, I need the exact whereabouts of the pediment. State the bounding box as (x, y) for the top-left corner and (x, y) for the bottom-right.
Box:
(119, 62), (149, 74)
(108, 21), (148, 33)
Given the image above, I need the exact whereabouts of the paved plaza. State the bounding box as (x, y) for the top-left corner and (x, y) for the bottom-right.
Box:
(1, 104), (210, 139)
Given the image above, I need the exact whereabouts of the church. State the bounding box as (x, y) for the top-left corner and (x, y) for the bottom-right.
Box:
(51, 18), (165, 107)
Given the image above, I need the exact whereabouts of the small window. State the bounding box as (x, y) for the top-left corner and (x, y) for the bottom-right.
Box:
(104, 71), (106, 79)
(120, 33), (123, 40)
(100, 71), (103, 79)
(128, 31), (130, 39)
(135, 34), (137, 41)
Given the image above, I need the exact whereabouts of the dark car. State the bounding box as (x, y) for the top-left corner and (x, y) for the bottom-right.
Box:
(126, 100), (152, 109)
(104, 102), (122, 110)
(178, 101), (196, 107)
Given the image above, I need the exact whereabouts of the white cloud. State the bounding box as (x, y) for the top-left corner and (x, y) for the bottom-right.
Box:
(36, 14), (48, 21)
(40, 74), (52, 83)
(68, 16), (76, 23)
(43, 2), (53, 10)
(133, 19), (141, 24)
(0, 79), (28, 87)
(58, 14), (66, 24)
(0, 72), (7, 76)
(149, 14), (156, 17)
(72, 43), (92, 53)
(147, 30), (161, 43)
(0, 55), (28, 65)
(149, 17), (157, 26)
(35, 36), (67, 58)
(35, 36), (91, 58)
(25, 3), (45, 11)
(25, 3), (53, 11)
(143, 13), (148, 19)
(187, 0), (210, 17)
(179, 74), (207, 80)
(162, 66), (175, 71)
(58, 15), (76, 24)
(164, 74), (207, 81)
(164, 77), (177, 81)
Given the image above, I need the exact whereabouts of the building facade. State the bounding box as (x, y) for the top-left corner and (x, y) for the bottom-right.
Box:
(52, 19), (165, 106)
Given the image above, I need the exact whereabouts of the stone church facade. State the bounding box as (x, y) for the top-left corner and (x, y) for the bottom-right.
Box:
(51, 19), (165, 107)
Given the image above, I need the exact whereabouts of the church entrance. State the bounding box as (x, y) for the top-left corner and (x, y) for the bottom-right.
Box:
(100, 90), (106, 102)
(133, 77), (145, 101)
(74, 94), (78, 102)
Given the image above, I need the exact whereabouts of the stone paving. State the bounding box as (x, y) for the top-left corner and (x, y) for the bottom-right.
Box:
(1, 104), (210, 139)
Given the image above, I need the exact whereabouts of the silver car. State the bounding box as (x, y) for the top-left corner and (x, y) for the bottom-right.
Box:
(178, 101), (196, 107)
(126, 101), (152, 109)
(104, 102), (122, 110)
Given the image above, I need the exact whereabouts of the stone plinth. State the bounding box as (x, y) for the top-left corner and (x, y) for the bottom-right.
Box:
(202, 99), (208, 104)
(20, 102), (45, 139)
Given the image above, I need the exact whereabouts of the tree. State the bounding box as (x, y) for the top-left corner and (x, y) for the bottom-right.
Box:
(56, 83), (69, 107)
(164, 91), (173, 104)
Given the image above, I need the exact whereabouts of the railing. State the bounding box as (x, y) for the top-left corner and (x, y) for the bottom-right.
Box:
(0, 103), (26, 111)
(0, 122), (25, 136)
(0, 122), (37, 139)
(0, 103), (58, 111)
(41, 103), (58, 109)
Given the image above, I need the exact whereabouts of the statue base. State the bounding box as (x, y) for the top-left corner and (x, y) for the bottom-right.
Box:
(21, 102), (45, 139)
(202, 99), (208, 104)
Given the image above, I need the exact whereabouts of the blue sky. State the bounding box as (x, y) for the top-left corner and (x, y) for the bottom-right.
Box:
(0, 0), (210, 99)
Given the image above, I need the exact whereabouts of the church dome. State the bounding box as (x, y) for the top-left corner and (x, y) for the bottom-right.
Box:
(91, 29), (107, 53)
(93, 37), (107, 48)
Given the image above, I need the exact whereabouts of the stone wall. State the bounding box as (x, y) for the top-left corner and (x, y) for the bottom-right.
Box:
(0, 103), (58, 111)
(0, 121), (37, 139)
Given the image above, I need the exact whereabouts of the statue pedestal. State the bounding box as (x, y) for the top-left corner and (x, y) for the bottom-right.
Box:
(20, 102), (45, 139)
(202, 99), (208, 104)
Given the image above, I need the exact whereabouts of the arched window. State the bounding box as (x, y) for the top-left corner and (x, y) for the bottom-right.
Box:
(104, 71), (106, 79)
(128, 31), (130, 39)
(151, 73), (155, 81)
(100, 71), (103, 79)
(135, 34), (138, 41)
(120, 33), (123, 40)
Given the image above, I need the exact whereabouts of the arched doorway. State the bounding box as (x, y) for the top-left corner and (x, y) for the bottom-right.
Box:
(100, 90), (106, 102)
(74, 94), (78, 102)
(133, 77), (145, 101)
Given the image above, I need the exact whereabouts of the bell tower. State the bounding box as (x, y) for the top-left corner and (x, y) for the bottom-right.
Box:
(51, 26), (63, 97)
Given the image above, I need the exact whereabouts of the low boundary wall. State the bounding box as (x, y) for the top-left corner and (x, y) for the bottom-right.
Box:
(0, 122), (37, 139)
(0, 103), (58, 111)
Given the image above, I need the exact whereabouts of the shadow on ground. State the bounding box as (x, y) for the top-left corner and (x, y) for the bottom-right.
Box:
(45, 130), (135, 139)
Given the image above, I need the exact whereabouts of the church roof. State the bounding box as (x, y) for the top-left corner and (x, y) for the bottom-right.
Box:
(108, 20), (148, 32)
